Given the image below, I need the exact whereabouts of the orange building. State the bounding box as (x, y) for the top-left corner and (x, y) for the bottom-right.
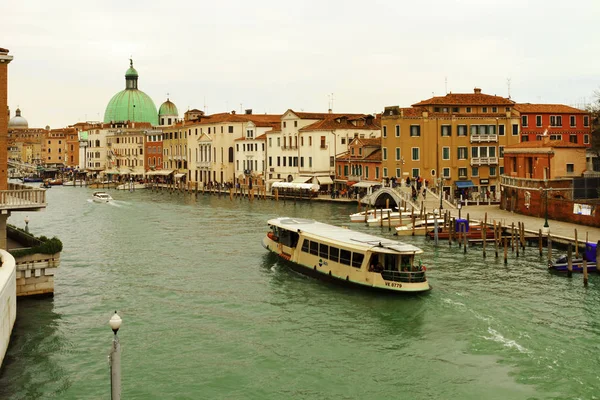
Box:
(144, 129), (163, 172)
(41, 128), (78, 167)
(336, 137), (382, 188)
(515, 104), (591, 146)
(503, 138), (587, 180)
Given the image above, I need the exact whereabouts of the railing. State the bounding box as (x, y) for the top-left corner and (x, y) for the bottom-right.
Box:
(470, 156), (498, 166)
(197, 161), (211, 168)
(281, 146), (298, 150)
(470, 134), (498, 143)
(0, 183), (47, 210)
(380, 269), (427, 283)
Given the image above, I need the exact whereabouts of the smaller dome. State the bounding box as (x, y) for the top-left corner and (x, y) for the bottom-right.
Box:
(8, 108), (28, 130)
(125, 58), (138, 78)
(159, 98), (179, 116)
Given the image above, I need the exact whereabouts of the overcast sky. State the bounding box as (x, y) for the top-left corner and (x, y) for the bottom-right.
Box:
(3, 0), (599, 128)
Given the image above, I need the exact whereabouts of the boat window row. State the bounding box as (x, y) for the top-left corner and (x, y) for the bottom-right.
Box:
(301, 239), (363, 268)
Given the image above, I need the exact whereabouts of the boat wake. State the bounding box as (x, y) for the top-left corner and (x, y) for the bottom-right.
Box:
(483, 327), (529, 353)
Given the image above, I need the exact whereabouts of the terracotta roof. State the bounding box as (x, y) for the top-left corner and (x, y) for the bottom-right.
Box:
(352, 137), (381, 146)
(300, 116), (380, 132)
(412, 91), (514, 107)
(514, 103), (588, 114)
(504, 139), (588, 149)
(288, 110), (368, 120)
(337, 148), (382, 162)
(169, 112), (281, 128)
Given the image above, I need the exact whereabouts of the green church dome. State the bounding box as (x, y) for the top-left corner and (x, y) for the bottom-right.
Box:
(159, 98), (178, 116)
(103, 59), (158, 125)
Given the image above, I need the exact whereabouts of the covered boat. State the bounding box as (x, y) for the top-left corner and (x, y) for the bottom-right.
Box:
(263, 217), (430, 293)
(548, 243), (598, 273)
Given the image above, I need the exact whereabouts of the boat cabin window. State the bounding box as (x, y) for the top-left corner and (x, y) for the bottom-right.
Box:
(309, 241), (318, 255)
(340, 249), (351, 266)
(329, 247), (339, 262)
(319, 244), (329, 259)
(278, 229), (299, 248)
(300, 240), (362, 269)
(351, 253), (364, 268)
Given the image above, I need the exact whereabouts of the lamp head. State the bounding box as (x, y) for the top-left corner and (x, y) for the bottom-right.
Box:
(24, 215), (30, 224)
(109, 311), (122, 334)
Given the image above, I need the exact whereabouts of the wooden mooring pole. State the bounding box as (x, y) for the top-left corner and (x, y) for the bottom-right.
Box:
(493, 220), (498, 258)
(538, 229), (543, 257)
(567, 243), (573, 278)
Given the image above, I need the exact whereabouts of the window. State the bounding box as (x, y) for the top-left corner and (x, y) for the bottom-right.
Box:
(383, 168), (387, 177)
(442, 167), (450, 178)
(500, 166), (504, 175)
(329, 247), (339, 262)
(309, 137), (312, 146)
(395, 147), (401, 161)
(277, 156), (280, 166)
(570, 135), (577, 144)
(550, 115), (562, 127)
(512, 124), (519, 135)
(466, 107), (472, 113)
(570, 115), (576, 127)
(441, 125), (451, 137)
(395, 168), (401, 177)
(457, 125), (467, 136)
(566, 163), (574, 173)
(351, 253), (364, 269)
(412, 168), (419, 177)
(309, 241), (318, 255)
(482, 107), (488, 113)
(492, 107), (497, 113)
(442, 107), (448, 113)
(410, 125), (420, 137)
(319, 243), (329, 259)
(522, 135), (529, 142)
(472, 167), (479, 177)
(498, 124), (505, 136)
(383, 126), (387, 138)
(458, 167), (467, 177)
(395, 125), (400, 137)
(309, 157), (312, 167)
(442, 147), (450, 160)
(351, 148), (355, 155)
(536, 115), (542, 127)
(522, 116), (528, 127)
(550, 134), (562, 141)
(294, 121), (298, 127)
(340, 249), (351, 266)
(434, 107), (440, 112)
(584, 115), (590, 127)
(283, 122), (286, 128)
(490, 167), (497, 176)
(499, 146), (505, 157)
(452, 107), (459, 113)
(383, 147), (387, 160)
(269, 138), (272, 147)
(584, 134), (590, 144)
(411, 147), (420, 161)
(457, 147), (467, 160)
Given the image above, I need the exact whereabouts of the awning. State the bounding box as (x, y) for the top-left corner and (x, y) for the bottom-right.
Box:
(456, 180), (475, 188)
(174, 173), (186, 179)
(316, 176), (333, 185)
(292, 176), (312, 183)
(352, 181), (380, 188)
(147, 169), (173, 176)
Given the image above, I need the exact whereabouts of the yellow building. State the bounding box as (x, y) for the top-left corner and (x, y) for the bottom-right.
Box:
(381, 88), (521, 199)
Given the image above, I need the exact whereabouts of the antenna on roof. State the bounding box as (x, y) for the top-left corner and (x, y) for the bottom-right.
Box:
(328, 93), (334, 112)
(507, 78), (512, 99)
(445, 76), (448, 94)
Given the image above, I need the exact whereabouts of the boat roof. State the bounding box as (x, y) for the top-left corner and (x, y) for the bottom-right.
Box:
(267, 217), (423, 254)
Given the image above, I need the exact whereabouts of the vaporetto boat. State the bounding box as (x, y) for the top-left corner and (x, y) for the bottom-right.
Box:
(263, 217), (430, 293)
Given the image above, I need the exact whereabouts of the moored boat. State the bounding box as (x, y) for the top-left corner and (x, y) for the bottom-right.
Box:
(365, 211), (415, 227)
(426, 219), (492, 240)
(263, 217), (430, 293)
(63, 180), (87, 186)
(116, 182), (146, 190)
(349, 208), (394, 223)
(548, 243), (598, 273)
(395, 217), (445, 236)
(92, 192), (113, 203)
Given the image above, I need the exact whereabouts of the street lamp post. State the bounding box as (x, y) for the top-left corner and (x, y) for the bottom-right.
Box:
(24, 215), (30, 233)
(438, 177), (443, 211)
(542, 186), (550, 234)
(109, 311), (122, 400)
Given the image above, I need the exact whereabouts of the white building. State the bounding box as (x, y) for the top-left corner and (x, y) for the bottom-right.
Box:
(265, 110), (381, 189)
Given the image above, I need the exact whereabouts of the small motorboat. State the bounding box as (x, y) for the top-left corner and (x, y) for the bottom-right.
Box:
(92, 192), (113, 203)
(549, 243), (598, 273)
(349, 208), (395, 223)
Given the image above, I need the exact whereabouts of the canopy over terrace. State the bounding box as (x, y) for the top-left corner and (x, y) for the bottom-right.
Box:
(455, 180), (475, 188)
(271, 182), (320, 191)
(146, 170), (173, 176)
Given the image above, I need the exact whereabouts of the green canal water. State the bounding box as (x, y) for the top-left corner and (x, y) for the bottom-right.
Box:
(0, 187), (599, 399)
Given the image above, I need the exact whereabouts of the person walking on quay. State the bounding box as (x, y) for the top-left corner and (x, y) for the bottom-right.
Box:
(422, 187), (427, 199)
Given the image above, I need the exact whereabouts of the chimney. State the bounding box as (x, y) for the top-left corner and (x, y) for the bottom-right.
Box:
(328, 109), (332, 114)
(231, 110), (236, 115)
(474, 87), (482, 94)
(542, 135), (550, 145)
(245, 109), (252, 115)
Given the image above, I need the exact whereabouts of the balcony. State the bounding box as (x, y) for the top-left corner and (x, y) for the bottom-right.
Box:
(470, 157), (498, 166)
(470, 134), (498, 143)
(197, 161), (211, 169)
(281, 146), (298, 150)
(0, 183), (47, 212)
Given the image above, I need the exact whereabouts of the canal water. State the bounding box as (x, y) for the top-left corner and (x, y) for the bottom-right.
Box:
(0, 187), (599, 399)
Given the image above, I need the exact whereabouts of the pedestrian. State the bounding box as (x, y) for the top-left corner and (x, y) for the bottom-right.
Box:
(422, 188), (427, 199)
